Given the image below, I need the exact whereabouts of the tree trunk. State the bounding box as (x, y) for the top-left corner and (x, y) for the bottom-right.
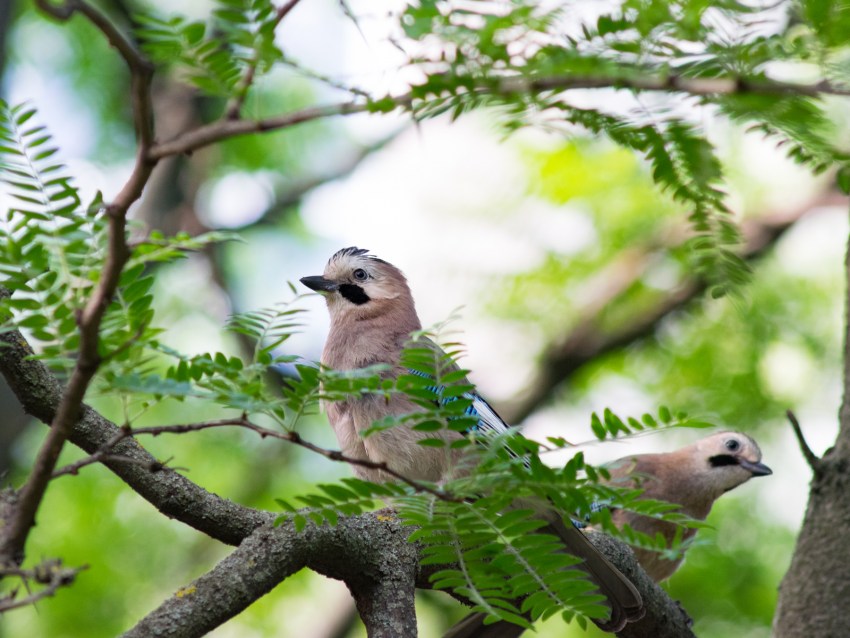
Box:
(773, 207), (850, 636)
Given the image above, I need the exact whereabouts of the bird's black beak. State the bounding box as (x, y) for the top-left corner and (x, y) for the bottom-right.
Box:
(738, 458), (772, 477)
(300, 275), (338, 293)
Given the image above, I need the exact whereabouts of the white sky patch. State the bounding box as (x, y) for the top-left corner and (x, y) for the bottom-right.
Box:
(758, 342), (818, 404)
(197, 172), (277, 229)
(513, 199), (598, 256)
(774, 207), (849, 279)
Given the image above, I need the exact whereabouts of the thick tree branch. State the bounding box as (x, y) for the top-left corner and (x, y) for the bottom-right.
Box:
(583, 532), (694, 638)
(121, 513), (690, 638)
(505, 190), (848, 424)
(121, 512), (420, 638)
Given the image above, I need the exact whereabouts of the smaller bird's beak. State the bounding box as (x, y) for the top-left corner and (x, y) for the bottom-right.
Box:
(738, 458), (772, 477)
(300, 275), (338, 293)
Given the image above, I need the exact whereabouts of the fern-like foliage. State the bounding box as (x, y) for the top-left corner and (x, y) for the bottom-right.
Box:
(269, 324), (715, 630)
(134, 0), (283, 98)
(0, 101), (236, 383)
(0, 101), (102, 371)
(395, 0), (850, 294)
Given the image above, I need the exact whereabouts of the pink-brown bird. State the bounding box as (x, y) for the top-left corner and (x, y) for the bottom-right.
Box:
(301, 247), (643, 632)
(444, 431), (772, 637)
(604, 430), (772, 581)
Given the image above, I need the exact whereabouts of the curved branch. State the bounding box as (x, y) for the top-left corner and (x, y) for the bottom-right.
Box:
(121, 513), (692, 638)
(121, 512), (420, 638)
(505, 189), (847, 424)
(786, 410), (822, 474)
(148, 101), (385, 160)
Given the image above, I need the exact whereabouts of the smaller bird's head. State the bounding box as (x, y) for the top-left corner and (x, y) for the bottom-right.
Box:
(697, 431), (772, 493)
(300, 247), (419, 326)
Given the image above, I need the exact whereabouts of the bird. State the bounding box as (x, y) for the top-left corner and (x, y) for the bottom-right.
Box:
(301, 247), (643, 634)
(603, 430), (772, 582)
(446, 431), (772, 636)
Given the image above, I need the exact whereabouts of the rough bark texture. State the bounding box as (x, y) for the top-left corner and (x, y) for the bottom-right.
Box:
(121, 514), (419, 638)
(121, 512), (693, 638)
(772, 206), (850, 637)
(585, 533), (695, 638)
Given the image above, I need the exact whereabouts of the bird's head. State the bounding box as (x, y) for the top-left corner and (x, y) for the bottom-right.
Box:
(695, 431), (772, 493)
(300, 247), (419, 325)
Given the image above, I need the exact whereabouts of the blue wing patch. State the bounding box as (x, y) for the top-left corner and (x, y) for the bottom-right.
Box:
(406, 368), (510, 436)
(570, 498), (612, 529)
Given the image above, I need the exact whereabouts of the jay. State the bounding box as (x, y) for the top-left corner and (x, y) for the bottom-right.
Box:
(300, 247), (771, 635)
(445, 431), (772, 636)
(603, 430), (772, 581)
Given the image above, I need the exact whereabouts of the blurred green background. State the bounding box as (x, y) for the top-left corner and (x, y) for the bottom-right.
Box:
(1, 1), (844, 636)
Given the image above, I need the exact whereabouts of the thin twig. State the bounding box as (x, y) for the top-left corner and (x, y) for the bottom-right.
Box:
(786, 410), (822, 473)
(52, 453), (169, 479)
(0, 560), (86, 612)
(69, 417), (462, 502)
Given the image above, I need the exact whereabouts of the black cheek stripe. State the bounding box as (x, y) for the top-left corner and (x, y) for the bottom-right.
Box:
(339, 284), (370, 305)
(708, 454), (738, 468)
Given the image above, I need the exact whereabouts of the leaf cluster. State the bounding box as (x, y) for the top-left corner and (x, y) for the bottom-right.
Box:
(0, 102), (234, 382)
(396, 0), (850, 294)
(134, 0), (284, 98)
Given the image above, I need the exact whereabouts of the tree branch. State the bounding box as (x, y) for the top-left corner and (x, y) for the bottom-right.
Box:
(0, 327), (271, 546)
(505, 189), (848, 424)
(497, 73), (850, 99)
(57, 416), (462, 502)
(148, 100), (382, 160)
(121, 512), (420, 638)
(0, 560), (86, 613)
(120, 513), (692, 638)
(0, 0), (158, 567)
(583, 532), (694, 638)
(786, 410), (822, 474)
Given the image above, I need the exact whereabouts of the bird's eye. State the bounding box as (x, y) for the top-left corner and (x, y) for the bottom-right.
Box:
(725, 439), (741, 452)
(352, 268), (368, 281)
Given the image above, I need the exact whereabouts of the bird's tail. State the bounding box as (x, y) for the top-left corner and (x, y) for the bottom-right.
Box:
(442, 517), (643, 637)
(547, 515), (644, 631)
